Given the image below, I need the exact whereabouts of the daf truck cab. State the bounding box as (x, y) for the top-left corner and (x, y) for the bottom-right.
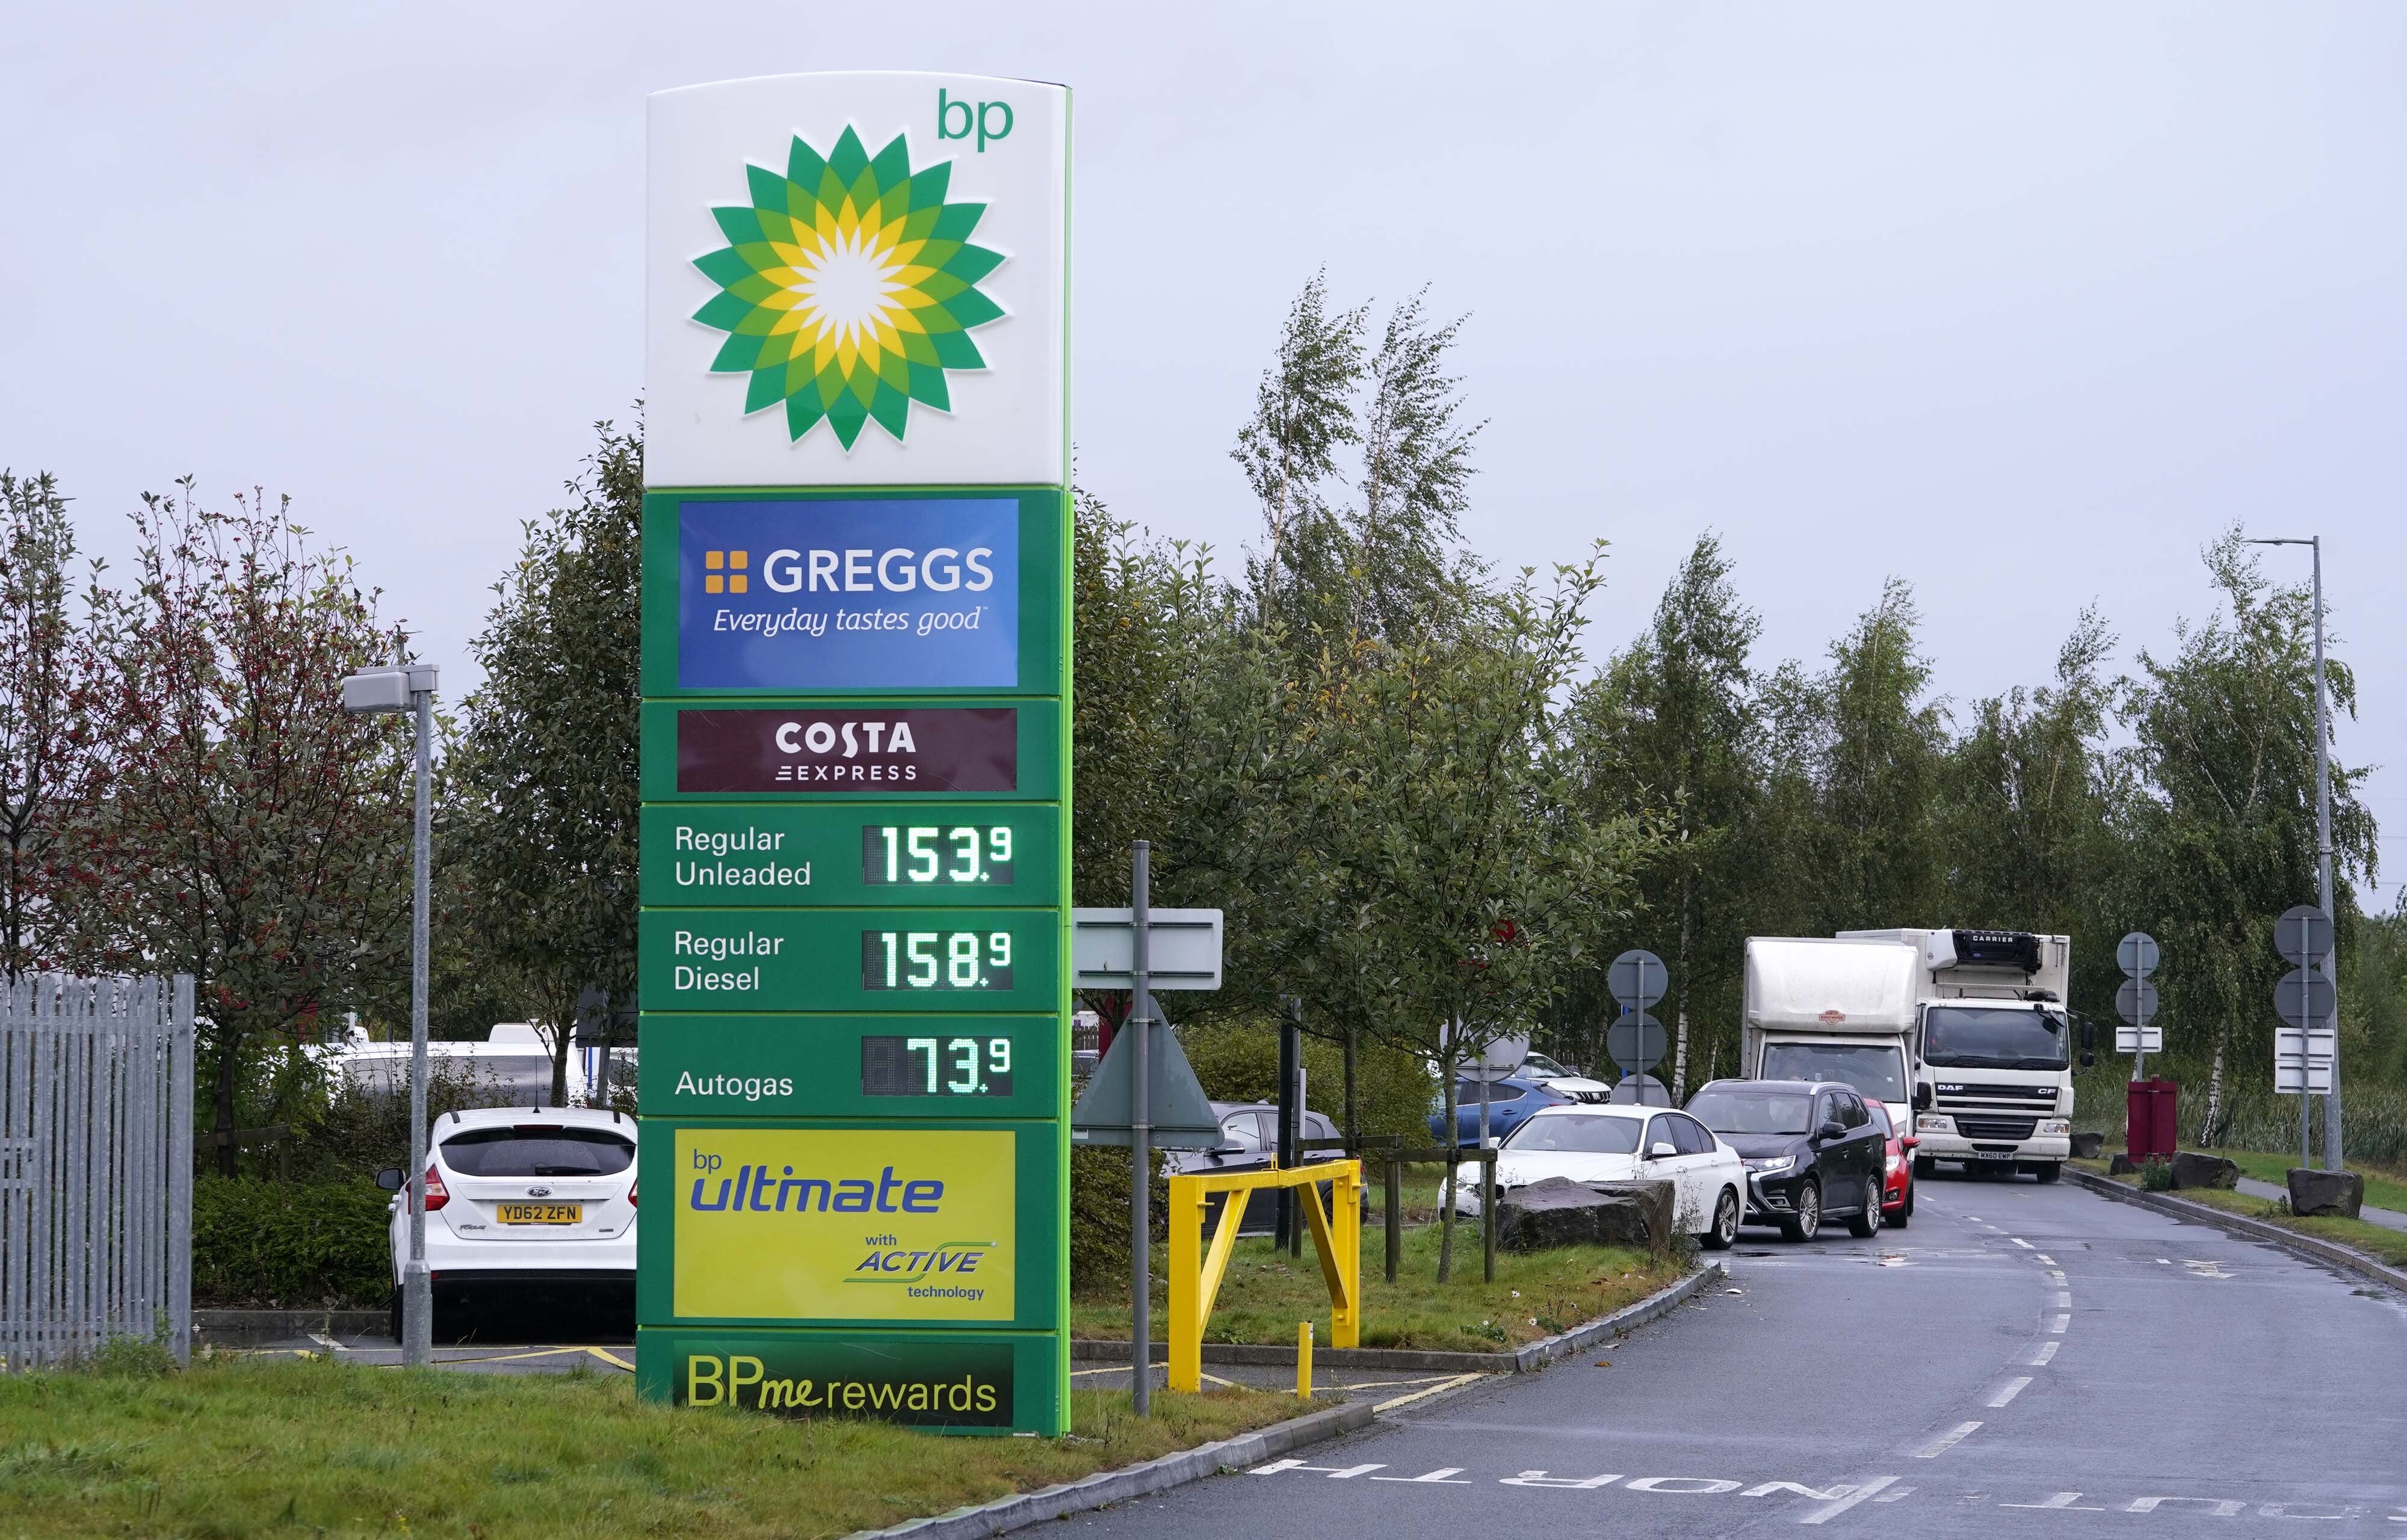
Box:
(1739, 937), (1922, 1141)
(1838, 928), (2093, 1183)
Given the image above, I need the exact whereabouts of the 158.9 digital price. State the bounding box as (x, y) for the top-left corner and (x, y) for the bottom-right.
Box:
(861, 929), (1014, 991)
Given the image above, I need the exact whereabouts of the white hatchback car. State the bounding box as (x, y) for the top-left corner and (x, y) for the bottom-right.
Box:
(378, 1106), (638, 1340)
(1448, 1103), (1744, 1249)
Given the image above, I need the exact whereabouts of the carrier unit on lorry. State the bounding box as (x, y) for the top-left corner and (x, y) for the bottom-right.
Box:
(1740, 937), (1923, 1138)
(1838, 928), (2091, 1183)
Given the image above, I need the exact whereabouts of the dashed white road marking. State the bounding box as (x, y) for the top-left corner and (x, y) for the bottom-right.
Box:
(2035, 1254), (2056, 1264)
(2054, 1291), (2072, 1308)
(2048, 1314), (2069, 1333)
(1988, 1376), (2033, 1408)
(1799, 1474), (1899, 1524)
(1914, 1421), (1983, 1458)
(2028, 1340), (2060, 1367)
(2009, 1237), (2035, 1249)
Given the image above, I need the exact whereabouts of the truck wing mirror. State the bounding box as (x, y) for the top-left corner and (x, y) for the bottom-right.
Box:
(1912, 1083), (1933, 1112)
(2080, 1050), (2097, 1068)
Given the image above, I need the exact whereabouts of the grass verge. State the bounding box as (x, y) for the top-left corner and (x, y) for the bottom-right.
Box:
(2075, 1160), (2407, 1272)
(0, 1358), (1297, 1540)
(1072, 1204), (1682, 1352)
(2202, 1148), (2407, 1215)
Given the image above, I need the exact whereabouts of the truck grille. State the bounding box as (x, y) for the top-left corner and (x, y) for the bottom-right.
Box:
(1955, 1116), (2039, 1141)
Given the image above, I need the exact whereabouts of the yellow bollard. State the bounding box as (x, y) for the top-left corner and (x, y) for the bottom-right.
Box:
(1297, 1320), (1314, 1401)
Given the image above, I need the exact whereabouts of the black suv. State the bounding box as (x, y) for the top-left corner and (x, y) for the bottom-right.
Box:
(1685, 1079), (1889, 1243)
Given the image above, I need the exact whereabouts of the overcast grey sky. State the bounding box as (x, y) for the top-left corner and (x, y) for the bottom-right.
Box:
(5, 2), (2401, 902)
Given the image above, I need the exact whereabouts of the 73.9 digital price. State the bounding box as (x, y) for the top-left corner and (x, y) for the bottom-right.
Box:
(861, 929), (1014, 991)
(860, 1035), (1015, 1097)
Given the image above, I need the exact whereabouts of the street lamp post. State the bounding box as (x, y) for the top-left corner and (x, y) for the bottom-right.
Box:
(344, 662), (439, 1365)
(2247, 537), (2339, 1171)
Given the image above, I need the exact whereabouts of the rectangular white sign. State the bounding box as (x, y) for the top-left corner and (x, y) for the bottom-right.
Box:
(1069, 908), (1224, 991)
(646, 71), (1068, 488)
(2115, 1025), (2162, 1055)
(2275, 1026), (2336, 1095)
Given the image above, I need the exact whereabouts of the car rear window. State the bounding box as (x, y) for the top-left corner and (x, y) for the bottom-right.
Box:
(440, 1126), (634, 1177)
(1503, 1114), (1642, 1154)
(1688, 1089), (1814, 1136)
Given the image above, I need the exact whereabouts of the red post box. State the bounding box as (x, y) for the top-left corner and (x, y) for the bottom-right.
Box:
(2127, 1077), (2178, 1162)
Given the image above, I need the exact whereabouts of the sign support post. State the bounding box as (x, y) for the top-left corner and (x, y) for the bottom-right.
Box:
(1128, 841), (1151, 1416)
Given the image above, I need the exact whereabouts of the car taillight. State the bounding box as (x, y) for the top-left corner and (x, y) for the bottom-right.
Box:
(627, 1181), (637, 1209)
(423, 1165), (449, 1211)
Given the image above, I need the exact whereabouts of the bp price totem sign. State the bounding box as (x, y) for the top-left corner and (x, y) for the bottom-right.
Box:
(636, 71), (1071, 1435)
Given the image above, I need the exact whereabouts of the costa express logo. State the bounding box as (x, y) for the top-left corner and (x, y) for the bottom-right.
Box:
(676, 707), (1017, 794)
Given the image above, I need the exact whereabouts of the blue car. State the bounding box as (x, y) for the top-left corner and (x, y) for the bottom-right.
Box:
(1429, 1076), (1572, 1147)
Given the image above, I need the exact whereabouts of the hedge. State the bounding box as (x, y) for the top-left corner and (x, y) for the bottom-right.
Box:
(192, 1177), (394, 1309)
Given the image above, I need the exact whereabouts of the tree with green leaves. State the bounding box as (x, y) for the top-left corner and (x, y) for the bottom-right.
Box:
(0, 470), (107, 979)
(2115, 530), (2376, 1141)
(445, 422), (643, 1104)
(60, 481), (415, 1171)
(1564, 534), (1760, 1095)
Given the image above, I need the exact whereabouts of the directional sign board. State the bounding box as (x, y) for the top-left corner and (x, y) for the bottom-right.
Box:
(1607, 1009), (1667, 1076)
(1068, 908), (1224, 991)
(2277, 1027), (2335, 1095)
(636, 71), (1072, 1435)
(2114, 978), (2161, 1055)
(2116, 932), (2160, 978)
(1608, 949), (1667, 1009)
(2276, 905), (2335, 967)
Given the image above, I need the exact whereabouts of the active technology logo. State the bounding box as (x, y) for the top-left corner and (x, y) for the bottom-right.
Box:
(679, 499), (1019, 691)
(690, 127), (1007, 448)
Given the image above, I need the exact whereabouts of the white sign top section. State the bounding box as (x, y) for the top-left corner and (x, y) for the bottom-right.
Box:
(646, 71), (1068, 488)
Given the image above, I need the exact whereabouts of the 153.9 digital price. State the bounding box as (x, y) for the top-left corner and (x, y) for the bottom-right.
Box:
(863, 825), (1015, 886)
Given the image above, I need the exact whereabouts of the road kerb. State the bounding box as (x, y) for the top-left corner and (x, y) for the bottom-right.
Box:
(2065, 1167), (2407, 1294)
(847, 1399), (1376, 1540)
(1065, 1261), (1725, 1376)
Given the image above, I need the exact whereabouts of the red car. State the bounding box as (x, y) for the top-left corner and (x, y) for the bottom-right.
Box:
(1866, 1100), (1916, 1227)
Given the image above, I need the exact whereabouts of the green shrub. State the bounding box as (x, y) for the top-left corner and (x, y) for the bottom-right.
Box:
(1069, 1146), (1168, 1298)
(2139, 1159), (2175, 1192)
(192, 1178), (393, 1308)
(1176, 1020), (1434, 1142)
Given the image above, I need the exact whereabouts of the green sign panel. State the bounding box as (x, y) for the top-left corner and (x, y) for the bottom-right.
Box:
(637, 69), (1071, 1434)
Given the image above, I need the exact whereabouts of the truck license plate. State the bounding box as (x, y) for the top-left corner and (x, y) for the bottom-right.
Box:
(1970, 1151), (2014, 1161)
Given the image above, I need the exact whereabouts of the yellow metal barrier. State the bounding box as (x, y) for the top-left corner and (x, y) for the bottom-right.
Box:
(1166, 1160), (1360, 1393)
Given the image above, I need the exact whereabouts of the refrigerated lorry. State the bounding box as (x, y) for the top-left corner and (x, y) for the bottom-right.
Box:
(1837, 928), (2090, 1182)
(1740, 937), (1923, 1139)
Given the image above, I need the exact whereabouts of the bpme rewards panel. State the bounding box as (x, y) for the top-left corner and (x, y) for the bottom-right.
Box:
(635, 70), (1071, 1435)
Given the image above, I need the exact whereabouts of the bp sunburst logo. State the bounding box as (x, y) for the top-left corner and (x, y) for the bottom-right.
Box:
(690, 127), (1006, 449)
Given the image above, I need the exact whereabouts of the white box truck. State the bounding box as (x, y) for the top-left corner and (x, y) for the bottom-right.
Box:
(1740, 937), (1923, 1139)
(1837, 928), (2092, 1182)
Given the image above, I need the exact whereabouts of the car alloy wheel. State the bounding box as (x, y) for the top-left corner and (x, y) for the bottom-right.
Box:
(1781, 1179), (1821, 1243)
(1847, 1189), (1882, 1239)
(1702, 1187), (1740, 1251)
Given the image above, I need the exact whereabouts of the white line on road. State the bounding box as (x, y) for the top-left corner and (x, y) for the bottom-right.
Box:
(1373, 1373), (1490, 1414)
(1800, 1475), (1899, 1524)
(2048, 1314), (2069, 1333)
(1988, 1376), (2033, 1408)
(2028, 1341), (2060, 1367)
(1914, 1422), (1983, 1458)
(2054, 1291), (2072, 1308)
(2035, 1254), (2056, 1264)
(2010, 1237), (2035, 1249)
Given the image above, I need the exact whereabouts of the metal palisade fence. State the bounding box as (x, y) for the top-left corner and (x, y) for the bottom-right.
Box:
(0, 973), (195, 1370)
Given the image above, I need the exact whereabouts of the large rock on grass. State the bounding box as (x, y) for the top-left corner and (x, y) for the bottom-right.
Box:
(1495, 1177), (1671, 1253)
(2069, 1132), (2105, 1160)
(2169, 1151), (2240, 1191)
(2287, 1167), (2364, 1219)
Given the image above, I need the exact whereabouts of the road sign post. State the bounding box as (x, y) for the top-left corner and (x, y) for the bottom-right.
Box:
(2115, 931), (2161, 1073)
(635, 72), (1072, 1433)
(1607, 949), (1669, 1103)
(2272, 905), (2337, 1169)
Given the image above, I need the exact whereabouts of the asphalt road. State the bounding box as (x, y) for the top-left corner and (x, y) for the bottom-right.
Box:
(1058, 1174), (2407, 1535)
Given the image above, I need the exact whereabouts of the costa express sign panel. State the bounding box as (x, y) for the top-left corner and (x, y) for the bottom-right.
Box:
(646, 1123), (1058, 1328)
(638, 803), (1059, 908)
(638, 1013), (1060, 1121)
(638, 700), (1062, 802)
(641, 489), (1065, 696)
(638, 907), (1057, 1012)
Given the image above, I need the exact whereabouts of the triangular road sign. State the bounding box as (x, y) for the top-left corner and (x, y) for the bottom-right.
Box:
(1071, 1007), (1222, 1149)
